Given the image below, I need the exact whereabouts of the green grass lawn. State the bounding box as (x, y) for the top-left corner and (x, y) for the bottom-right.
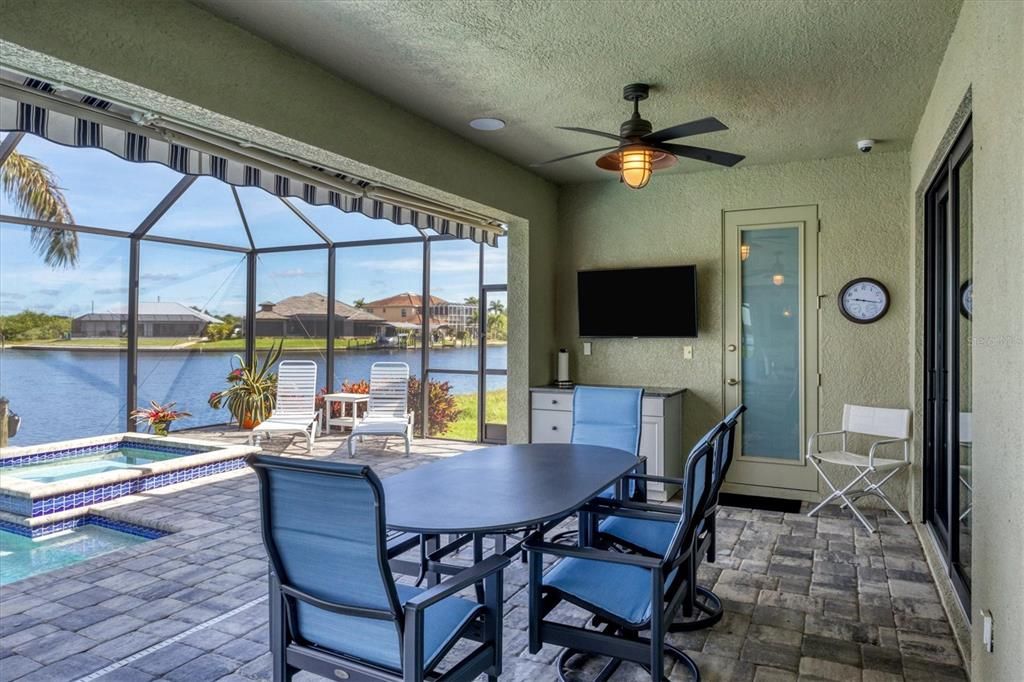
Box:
(442, 389), (507, 441)
(6, 337), (189, 348)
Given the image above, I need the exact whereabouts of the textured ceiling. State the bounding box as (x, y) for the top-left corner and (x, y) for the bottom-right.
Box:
(191, 0), (961, 184)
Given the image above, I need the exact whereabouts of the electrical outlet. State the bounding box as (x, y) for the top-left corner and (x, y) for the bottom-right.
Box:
(683, 346), (693, 360)
(583, 342), (592, 356)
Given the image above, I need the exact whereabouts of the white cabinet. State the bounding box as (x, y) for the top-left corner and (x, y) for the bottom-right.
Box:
(529, 386), (685, 501)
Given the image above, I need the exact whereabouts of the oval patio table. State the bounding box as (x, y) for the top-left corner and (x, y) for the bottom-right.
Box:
(383, 443), (644, 586)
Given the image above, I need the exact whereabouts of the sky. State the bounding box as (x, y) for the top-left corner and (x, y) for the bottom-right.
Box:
(0, 134), (506, 318)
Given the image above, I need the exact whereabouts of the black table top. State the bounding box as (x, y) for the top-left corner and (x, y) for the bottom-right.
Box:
(383, 443), (640, 534)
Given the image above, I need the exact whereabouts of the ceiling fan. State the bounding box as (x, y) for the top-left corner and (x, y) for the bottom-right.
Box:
(533, 83), (745, 189)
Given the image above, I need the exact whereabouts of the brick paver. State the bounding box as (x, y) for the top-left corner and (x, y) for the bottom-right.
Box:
(0, 431), (965, 681)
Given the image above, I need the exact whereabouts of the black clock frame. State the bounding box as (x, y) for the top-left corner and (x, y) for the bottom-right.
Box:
(960, 279), (972, 320)
(838, 277), (890, 324)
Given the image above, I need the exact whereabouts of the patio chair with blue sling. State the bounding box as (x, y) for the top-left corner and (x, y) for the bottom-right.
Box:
(550, 385), (644, 546)
(248, 454), (509, 682)
(524, 431), (718, 682)
(594, 404), (746, 632)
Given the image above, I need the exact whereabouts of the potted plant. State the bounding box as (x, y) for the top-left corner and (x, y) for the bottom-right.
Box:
(208, 342), (282, 429)
(131, 401), (191, 436)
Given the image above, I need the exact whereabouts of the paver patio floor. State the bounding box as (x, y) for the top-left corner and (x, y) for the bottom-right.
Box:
(0, 432), (965, 681)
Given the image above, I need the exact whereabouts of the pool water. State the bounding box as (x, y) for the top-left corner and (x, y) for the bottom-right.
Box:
(0, 526), (150, 585)
(0, 447), (187, 484)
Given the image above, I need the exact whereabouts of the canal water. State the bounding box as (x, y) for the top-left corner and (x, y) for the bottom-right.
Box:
(0, 345), (506, 446)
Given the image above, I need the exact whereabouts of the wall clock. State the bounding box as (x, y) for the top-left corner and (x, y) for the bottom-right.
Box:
(838, 278), (890, 324)
(960, 279), (973, 319)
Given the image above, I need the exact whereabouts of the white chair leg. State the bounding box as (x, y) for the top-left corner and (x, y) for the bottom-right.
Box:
(840, 467), (909, 524)
(808, 457), (876, 533)
(348, 433), (356, 457)
(404, 434), (410, 456)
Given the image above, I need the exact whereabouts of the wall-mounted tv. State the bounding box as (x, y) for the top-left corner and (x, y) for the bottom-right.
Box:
(577, 265), (698, 338)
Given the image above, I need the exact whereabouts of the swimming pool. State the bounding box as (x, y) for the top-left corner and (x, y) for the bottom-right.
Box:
(0, 519), (154, 585)
(0, 433), (259, 537)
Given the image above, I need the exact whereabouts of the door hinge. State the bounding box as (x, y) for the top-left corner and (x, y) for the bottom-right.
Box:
(817, 219), (822, 233)
(817, 372), (823, 387)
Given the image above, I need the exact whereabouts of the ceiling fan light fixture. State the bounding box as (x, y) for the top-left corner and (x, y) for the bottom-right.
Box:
(596, 145), (677, 190)
(621, 147), (653, 189)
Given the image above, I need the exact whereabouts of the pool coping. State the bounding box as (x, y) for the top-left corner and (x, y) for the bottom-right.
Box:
(0, 432), (259, 500)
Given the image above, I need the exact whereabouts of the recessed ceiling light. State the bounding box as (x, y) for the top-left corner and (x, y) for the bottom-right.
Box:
(469, 117), (506, 131)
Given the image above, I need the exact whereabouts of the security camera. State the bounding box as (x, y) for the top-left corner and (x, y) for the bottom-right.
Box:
(857, 139), (875, 153)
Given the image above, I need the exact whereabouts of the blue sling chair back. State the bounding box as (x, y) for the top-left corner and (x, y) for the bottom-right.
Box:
(594, 404), (747, 632)
(524, 433), (719, 681)
(547, 386), (645, 547)
(572, 386), (644, 498)
(248, 454), (510, 682)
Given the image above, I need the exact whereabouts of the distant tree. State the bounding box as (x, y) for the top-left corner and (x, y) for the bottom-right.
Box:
(1, 151), (78, 268)
(353, 297), (367, 309)
(488, 299), (505, 315)
(0, 310), (72, 341)
(487, 311), (507, 341)
(464, 296), (478, 307)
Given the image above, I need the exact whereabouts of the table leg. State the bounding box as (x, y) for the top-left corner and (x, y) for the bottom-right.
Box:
(424, 534), (440, 587)
(473, 533), (486, 603)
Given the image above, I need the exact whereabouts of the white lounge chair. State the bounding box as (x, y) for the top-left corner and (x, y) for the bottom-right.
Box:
(247, 360), (320, 453)
(347, 362), (414, 456)
(806, 404), (912, 533)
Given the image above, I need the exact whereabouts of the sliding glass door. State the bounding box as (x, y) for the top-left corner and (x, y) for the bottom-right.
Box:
(923, 119), (972, 612)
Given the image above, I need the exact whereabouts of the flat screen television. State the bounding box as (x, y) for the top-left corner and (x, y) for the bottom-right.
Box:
(577, 265), (698, 338)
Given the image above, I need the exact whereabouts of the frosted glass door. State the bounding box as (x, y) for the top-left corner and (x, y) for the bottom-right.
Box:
(740, 228), (801, 459)
(723, 205), (819, 492)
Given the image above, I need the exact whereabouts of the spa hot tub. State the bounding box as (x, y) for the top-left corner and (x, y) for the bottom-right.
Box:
(0, 433), (259, 537)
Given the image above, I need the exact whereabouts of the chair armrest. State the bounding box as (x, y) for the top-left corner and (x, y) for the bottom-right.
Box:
(621, 473), (687, 486)
(868, 438), (909, 467)
(523, 537), (663, 569)
(404, 554), (510, 612)
(807, 430), (845, 455)
(583, 498), (682, 523)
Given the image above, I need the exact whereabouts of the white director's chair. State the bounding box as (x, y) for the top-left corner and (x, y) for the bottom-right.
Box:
(807, 404), (912, 533)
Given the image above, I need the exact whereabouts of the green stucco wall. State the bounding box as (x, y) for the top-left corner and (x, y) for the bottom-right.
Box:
(908, 1), (1024, 677)
(557, 151), (911, 503)
(0, 0), (560, 444)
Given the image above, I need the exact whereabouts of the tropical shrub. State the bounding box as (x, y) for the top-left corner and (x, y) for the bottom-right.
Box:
(328, 376), (461, 436)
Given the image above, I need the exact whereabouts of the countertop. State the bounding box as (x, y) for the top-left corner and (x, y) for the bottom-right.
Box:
(530, 384), (686, 398)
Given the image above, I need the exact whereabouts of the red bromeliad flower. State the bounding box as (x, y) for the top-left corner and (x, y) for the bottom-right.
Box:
(130, 400), (191, 429)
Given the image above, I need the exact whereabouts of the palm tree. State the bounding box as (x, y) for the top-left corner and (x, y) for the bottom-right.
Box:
(1, 150), (78, 268)
(488, 299), (505, 315)
(353, 297), (367, 309)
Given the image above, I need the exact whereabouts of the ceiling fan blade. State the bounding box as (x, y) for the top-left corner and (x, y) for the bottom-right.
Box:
(556, 126), (628, 142)
(644, 117), (728, 143)
(659, 143), (745, 167)
(531, 146), (618, 166)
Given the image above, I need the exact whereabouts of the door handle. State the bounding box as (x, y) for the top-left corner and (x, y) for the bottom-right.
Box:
(727, 378), (740, 386)
(726, 344), (737, 352)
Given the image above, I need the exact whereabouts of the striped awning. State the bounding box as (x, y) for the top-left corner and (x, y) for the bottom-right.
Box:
(0, 70), (503, 246)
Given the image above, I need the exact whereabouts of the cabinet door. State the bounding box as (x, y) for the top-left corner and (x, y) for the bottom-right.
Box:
(531, 410), (572, 443)
(640, 417), (664, 495)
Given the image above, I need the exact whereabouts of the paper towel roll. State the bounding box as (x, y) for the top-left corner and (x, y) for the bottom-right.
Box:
(557, 349), (570, 383)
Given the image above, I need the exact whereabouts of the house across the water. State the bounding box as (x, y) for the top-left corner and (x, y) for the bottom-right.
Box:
(72, 301), (221, 338)
(254, 292), (394, 338)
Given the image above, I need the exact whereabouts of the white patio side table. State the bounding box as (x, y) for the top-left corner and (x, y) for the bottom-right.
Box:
(321, 392), (370, 433)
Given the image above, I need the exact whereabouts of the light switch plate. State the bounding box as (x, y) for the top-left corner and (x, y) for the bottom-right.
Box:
(583, 342), (592, 356)
(683, 346), (693, 360)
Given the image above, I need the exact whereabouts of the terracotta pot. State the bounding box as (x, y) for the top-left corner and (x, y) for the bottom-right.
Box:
(241, 414), (261, 430)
